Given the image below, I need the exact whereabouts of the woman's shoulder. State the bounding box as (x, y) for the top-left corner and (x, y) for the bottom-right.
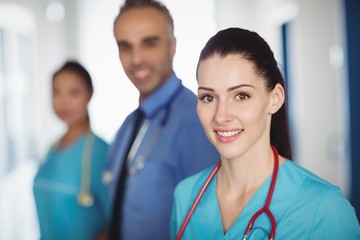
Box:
(283, 160), (338, 190)
(175, 166), (215, 199)
(93, 134), (109, 148)
(91, 133), (109, 160)
(281, 160), (350, 208)
(277, 161), (360, 238)
(284, 161), (360, 237)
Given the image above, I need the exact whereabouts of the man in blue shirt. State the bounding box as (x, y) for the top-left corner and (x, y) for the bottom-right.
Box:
(106, 0), (219, 239)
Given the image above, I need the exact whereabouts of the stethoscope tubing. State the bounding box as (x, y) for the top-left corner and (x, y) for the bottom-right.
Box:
(127, 119), (165, 175)
(77, 131), (95, 207)
(176, 145), (279, 240)
(244, 145), (278, 239)
(48, 131), (95, 207)
(105, 83), (184, 180)
(176, 161), (221, 240)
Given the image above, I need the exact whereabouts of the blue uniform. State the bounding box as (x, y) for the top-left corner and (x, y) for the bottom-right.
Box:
(108, 74), (219, 240)
(171, 160), (360, 240)
(33, 132), (110, 240)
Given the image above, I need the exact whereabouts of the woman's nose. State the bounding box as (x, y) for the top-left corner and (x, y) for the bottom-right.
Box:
(214, 100), (233, 124)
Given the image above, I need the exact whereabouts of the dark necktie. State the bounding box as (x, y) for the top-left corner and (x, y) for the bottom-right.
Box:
(109, 109), (144, 240)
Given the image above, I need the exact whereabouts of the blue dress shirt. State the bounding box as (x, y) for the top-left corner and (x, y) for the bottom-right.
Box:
(108, 74), (219, 240)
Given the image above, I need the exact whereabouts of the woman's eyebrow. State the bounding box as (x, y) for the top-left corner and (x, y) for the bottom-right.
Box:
(198, 86), (214, 92)
(198, 84), (255, 92)
(227, 84), (255, 92)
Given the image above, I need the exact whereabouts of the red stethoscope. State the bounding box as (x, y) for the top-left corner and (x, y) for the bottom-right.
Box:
(176, 145), (279, 240)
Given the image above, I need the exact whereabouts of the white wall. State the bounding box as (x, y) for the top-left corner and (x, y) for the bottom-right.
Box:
(292, 0), (348, 194)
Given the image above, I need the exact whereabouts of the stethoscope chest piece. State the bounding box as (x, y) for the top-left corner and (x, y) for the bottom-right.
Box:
(77, 191), (94, 207)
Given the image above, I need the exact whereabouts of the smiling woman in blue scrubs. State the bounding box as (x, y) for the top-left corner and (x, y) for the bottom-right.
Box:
(33, 61), (110, 240)
(171, 28), (360, 240)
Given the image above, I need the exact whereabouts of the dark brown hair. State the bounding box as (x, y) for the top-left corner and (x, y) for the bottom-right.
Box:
(197, 28), (292, 159)
(52, 60), (93, 96)
(114, 0), (174, 36)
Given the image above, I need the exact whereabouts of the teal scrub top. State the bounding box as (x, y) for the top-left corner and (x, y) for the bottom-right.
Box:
(171, 160), (360, 240)
(33, 132), (110, 240)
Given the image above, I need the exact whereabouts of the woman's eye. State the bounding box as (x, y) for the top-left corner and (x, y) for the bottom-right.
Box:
(236, 92), (250, 101)
(199, 95), (214, 103)
(52, 90), (59, 97)
(70, 89), (81, 97)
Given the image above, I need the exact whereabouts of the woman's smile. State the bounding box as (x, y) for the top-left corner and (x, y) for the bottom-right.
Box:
(215, 129), (244, 143)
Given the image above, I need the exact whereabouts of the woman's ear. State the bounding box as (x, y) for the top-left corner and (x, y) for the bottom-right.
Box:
(87, 90), (93, 103)
(269, 83), (285, 114)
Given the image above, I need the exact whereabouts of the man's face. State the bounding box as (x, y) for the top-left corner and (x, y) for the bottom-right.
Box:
(114, 7), (176, 102)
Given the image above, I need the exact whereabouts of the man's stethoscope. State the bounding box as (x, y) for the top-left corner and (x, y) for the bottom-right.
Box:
(126, 114), (164, 175)
(51, 131), (95, 207)
(103, 84), (183, 183)
(102, 110), (167, 184)
(176, 145), (279, 240)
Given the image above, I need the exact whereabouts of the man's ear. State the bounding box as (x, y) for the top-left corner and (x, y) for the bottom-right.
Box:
(170, 37), (177, 57)
(269, 83), (285, 114)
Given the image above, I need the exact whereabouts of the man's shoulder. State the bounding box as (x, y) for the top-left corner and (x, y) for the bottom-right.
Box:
(178, 85), (197, 101)
(172, 86), (197, 113)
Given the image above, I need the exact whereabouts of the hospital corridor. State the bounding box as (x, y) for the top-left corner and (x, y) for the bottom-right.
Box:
(0, 0), (359, 239)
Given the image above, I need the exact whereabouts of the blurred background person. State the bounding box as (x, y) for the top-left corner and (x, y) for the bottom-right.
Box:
(105, 0), (219, 239)
(0, 1), (359, 239)
(33, 61), (110, 239)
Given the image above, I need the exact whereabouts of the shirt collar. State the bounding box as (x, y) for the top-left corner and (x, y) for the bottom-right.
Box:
(139, 74), (181, 118)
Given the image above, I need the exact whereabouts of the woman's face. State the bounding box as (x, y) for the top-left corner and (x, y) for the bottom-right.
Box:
(196, 54), (283, 160)
(52, 70), (91, 127)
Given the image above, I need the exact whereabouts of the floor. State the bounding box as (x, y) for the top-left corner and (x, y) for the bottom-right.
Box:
(0, 161), (39, 240)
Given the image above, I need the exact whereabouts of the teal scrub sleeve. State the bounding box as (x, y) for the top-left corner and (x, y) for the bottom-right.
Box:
(309, 187), (360, 239)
